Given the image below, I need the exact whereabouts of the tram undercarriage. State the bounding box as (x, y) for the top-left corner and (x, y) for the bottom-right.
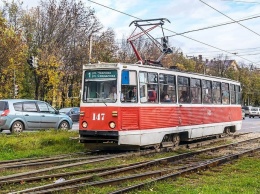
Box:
(79, 124), (237, 151)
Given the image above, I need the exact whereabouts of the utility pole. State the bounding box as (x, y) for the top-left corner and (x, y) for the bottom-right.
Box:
(89, 35), (92, 64)
(13, 69), (16, 98)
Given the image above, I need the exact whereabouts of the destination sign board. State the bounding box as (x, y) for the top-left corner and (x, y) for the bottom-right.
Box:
(86, 70), (117, 79)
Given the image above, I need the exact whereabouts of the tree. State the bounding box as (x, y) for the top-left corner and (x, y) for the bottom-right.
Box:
(0, 15), (28, 99)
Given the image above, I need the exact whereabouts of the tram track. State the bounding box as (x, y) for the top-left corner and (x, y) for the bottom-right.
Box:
(3, 133), (259, 194)
(0, 132), (250, 171)
(0, 149), (156, 183)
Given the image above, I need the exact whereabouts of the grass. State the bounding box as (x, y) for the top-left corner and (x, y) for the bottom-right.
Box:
(131, 154), (260, 194)
(0, 130), (84, 160)
(0, 132), (259, 193)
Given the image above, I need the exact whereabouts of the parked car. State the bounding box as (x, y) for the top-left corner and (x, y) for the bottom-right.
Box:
(242, 106), (252, 117)
(242, 109), (245, 120)
(59, 107), (80, 122)
(248, 107), (259, 118)
(0, 99), (73, 133)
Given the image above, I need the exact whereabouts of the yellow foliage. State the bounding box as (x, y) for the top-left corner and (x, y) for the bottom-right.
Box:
(0, 15), (28, 98)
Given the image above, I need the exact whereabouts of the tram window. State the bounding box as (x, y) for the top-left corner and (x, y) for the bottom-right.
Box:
(139, 72), (159, 103)
(178, 76), (190, 103)
(236, 85), (241, 104)
(230, 84), (236, 104)
(202, 80), (212, 104)
(222, 82), (230, 104)
(191, 78), (201, 104)
(148, 73), (158, 83)
(212, 81), (221, 104)
(83, 70), (118, 103)
(121, 70), (137, 103)
(159, 74), (176, 103)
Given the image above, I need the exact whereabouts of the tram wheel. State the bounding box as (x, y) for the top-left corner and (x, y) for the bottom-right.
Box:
(172, 134), (180, 147)
(225, 127), (231, 134)
(154, 144), (161, 152)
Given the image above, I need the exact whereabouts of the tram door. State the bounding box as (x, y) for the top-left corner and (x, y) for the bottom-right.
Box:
(120, 70), (139, 130)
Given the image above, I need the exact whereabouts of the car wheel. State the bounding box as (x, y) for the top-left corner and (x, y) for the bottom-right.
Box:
(11, 121), (24, 133)
(58, 121), (70, 130)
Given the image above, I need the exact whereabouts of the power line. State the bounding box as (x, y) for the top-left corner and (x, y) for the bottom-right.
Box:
(221, 0), (260, 4)
(87, 0), (259, 66)
(199, 0), (260, 37)
(237, 52), (260, 56)
(168, 15), (260, 37)
(114, 14), (260, 44)
(186, 46), (260, 54)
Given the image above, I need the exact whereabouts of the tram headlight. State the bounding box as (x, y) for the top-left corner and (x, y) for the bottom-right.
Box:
(82, 121), (88, 128)
(109, 121), (116, 129)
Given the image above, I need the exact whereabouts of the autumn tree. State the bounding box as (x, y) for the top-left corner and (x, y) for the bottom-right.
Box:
(0, 13), (28, 99)
(18, 0), (103, 107)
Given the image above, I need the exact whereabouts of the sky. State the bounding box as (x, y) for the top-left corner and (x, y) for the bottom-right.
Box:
(3, 0), (260, 67)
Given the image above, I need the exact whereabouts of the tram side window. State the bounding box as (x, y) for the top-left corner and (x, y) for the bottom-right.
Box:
(212, 81), (221, 104)
(139, 72), (158, 103)
(202, 80), (212, 104)
(190, 78), (201, 104)
(159, 74), (176, 103)
(230, 84), (236, 104)
(222, 82), (230, 104)
(178, 76), (190, 103)
(121, 70), (137, 103)
(236, 85), (241, 104)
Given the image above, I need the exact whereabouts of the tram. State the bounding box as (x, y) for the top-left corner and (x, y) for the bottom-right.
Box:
(78, 18), (242, 150)
(78, 62), (242, 150)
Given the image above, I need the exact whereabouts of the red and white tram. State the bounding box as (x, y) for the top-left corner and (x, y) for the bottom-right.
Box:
(79, 62), (242, 150)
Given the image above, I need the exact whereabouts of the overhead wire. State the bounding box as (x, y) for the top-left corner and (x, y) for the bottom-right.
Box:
(199, 0), (260, 37)
(168, 15), (260, 37)
(87, 0), (259, 65)
(186, 46), (260, 54)
(221, 0), (260, 4)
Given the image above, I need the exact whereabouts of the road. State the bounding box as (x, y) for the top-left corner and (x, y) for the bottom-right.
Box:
(240, 117), (260, 133)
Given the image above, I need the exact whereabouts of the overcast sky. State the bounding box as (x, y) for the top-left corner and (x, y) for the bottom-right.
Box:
(4, 0), (260, 67)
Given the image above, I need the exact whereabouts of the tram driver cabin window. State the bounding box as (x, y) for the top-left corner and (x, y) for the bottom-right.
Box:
(121, 70), (137, 103)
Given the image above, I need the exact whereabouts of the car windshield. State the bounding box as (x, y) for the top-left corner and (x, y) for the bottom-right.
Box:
(59, 108), (71, 113)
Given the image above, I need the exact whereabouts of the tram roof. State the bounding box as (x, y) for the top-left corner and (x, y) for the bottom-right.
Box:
(83, 62), (240, 84)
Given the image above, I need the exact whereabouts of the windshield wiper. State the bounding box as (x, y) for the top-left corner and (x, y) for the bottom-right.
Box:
(96, 92), (107, 106)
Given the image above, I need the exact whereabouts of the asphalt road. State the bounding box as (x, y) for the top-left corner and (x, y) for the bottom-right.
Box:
(240, 116), (260, 133)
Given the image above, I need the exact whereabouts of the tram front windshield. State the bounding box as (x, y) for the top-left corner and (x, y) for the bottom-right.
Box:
(83, 70), (117, 103)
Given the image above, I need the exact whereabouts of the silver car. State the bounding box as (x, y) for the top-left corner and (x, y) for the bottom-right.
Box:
(0, 99), (73, 133)
(248, 107), (259, 118)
